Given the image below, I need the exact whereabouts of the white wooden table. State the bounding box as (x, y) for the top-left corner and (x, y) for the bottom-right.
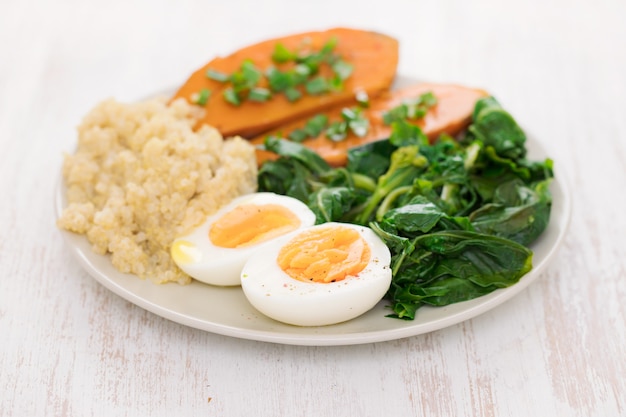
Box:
(2, 1), (625, 415)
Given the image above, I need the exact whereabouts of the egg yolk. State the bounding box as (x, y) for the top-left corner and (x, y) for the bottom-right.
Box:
(209, 204), (301, 248)
(277, 225), (371, 283)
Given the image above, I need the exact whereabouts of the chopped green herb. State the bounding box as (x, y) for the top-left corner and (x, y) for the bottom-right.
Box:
(304, 114), (329, 137)
(293, 64), (312, 81)
(332, 59), (353, 81)
(325, 121), (348, 142)
(320, 37), (338, 55)
(266, 67), (292, 92)
(219, 60), (265, 105)
(383, 91), (439, 125)
(193, 88), (211, 106)
(340, 107), (359, 120)
(272, 43), (296, 63)
(420, 91), (438, 107)
(284, 87), (303, 102)
(328, 75), (345, 92)
(216, 38), (354, 106)
(297, 54), (322, 74)
(233, 60), (262, 92)
(285, 106), (371, 143)
(355, 90), (370, 107)
(288, 129), (309, 142)
(285, 114), (330, 142)
(348, 116), (369, 137)
(306, 76), (330, 95)
(340, 107), (369, 138)
(223, 87), (241, 106)
(205, 69), (230, 82)
(248, 87), (272, 102)
(382, 104), (409, 125)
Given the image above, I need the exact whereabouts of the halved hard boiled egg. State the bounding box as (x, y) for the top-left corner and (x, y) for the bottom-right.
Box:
(171, 192), (316, 286)
(240, 222), (392, 326)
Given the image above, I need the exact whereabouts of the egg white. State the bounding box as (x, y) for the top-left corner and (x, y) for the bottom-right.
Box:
(171, 192), (316, 286)
(240, 222), (392, 326)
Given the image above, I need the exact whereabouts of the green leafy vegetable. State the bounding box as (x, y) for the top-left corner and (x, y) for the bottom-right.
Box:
(258, 96), (554, 320)
(468, 96), (527, 160)
(469, 178), (552, 246)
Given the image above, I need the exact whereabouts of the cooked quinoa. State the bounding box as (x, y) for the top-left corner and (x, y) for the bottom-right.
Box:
(57, 97), (258, 284)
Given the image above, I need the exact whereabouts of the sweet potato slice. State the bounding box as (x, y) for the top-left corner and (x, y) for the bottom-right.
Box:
(171, 28), (399, 138)
(252, 83), (489, 166)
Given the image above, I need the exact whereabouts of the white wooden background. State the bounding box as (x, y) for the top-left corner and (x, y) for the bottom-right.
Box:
(1, 0), (625, 416)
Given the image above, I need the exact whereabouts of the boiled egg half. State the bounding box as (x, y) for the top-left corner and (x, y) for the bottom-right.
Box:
(171, 192), (316, 286)
(241, 222), (392, 326)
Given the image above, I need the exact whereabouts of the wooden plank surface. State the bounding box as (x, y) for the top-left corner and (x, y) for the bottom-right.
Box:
(1, 0), (625, 416)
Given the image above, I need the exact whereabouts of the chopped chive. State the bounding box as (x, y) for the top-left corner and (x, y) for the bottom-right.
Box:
(193, 88), (211, 106)
(206, 69), (230, 82)
(328, 75), (344, 92)
(382, 91), (438, 125)
(332, 59), (353, 81)
(382, 104), (409, 125)
(355, 90), (369, 107)
(320, 37), (338, 55)
(248, 87), (272, 102)
(348, 117), (369, 137)
(284, 87), (302, 102)
(214, 38), (354, 106)
(297, 55), (321, 75)
(272, 43), (296, 63)
(420, 91), (438, 107)
(341, 107), (358, 121)
(285, 113), (330, 142)
(239, 60), (262, 88)
(266, 67), (291, 92)
(303, 114), (329, 137)
(339, 107), (370, 137)
(293, 64), (312, 83)
(306, 76), (329, 95)
(288, 129), (308, 142)
(223, 87), (241, 106)
(325, 121), (348, 142)
(407, 105), (426, 119)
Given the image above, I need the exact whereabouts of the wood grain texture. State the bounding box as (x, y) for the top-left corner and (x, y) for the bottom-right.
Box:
(1, 0), (625, 416)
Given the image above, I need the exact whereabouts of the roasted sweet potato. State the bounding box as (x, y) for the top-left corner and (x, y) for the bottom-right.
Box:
(252, 83), (489, 166)
(171, 28), (399, 138)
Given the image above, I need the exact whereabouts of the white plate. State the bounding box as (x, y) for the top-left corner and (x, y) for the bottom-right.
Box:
(56, 89), (571, 346)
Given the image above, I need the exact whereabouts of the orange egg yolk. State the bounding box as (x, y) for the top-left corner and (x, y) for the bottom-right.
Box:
(209, 204), (301, 248)
(277, 225), (371, 283)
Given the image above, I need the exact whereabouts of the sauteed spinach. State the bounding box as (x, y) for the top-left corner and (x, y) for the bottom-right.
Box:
(258, 97), (553, 320)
